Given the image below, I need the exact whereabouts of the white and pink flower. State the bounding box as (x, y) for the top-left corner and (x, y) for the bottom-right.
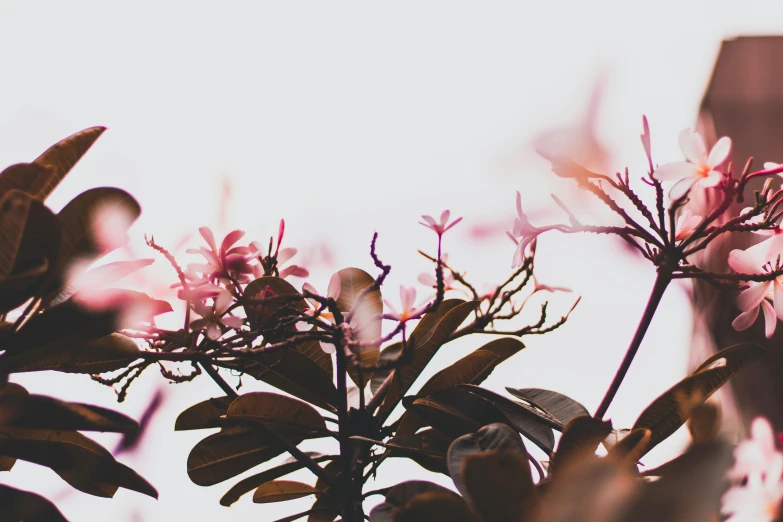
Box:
(189, 289), (244, 340)
(728, 236), (783, 338)
(384, 286), (423, 322)
(420, 210), (462, 236)
(653, 129), (731, 201)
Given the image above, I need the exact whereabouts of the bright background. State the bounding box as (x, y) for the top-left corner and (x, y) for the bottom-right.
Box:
(1, 1), (782, 520)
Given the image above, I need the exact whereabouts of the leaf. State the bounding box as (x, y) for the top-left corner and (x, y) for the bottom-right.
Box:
(0, 456), (15, 471)
(244, 276), (307, 339)
(242, 350), (339, 413)
(457, 385), (556, 454)
(307, 461), (340, 522)
(30, 126), (106, 201)
(175, 396), (233, 431)
(295, 338), (332, 380)
(333, 268), (383, 387)
(0, 333), (141, 374)
(607, 428), (651, 464)
(0, 190), (37, 277)
(226, 392), (328, 438)
(220, 453), (334, 506)
(187, 426), (292, 486)
(0, 382), (30, 425)
(549, 415), (612, 476)
(505, 387), (588, 427)
(378, 300), (479, 420)
(369, 481), (459, 522)
(9, 395), (138, 433)
(386, 429), (454, 474)
(463, 450), (538, 522)
(446, 423), (530, 500)
(0, 426), (157, 498)
(0, 484), (69, 522)
(631, 343), (765, 457)
(0, 163), (55, 201)
(252, 480), (323, 504)
(407, 398), (482, 438)
(370, 342), (401, 395)
(390, 491), (478, 522)
(0, 260), (50, 315)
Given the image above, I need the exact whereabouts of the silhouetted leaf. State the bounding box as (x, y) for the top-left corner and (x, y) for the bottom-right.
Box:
(0, 333), (141, 374)
(187, 426), (293, 486)
(506, 388), (588, 427)
(0, 163), (54, 201)
(30, 127), (106, 201)
(369, 481), (460, 522)
(243, 350), (339, 413)
(244, 277), (307, 338)
(220, 453), (334, 506)
(417, 351), (500, 397)
(0, 456), (15, 471)
(226, 392), (328, 438)
(175, 396), (233, 431)
(9, 395), (138, 433)
(307, 461), (340, 522)
(607, 428), (651, 465)
(252, 480), (323, 503)
(390, 491), (478, 522)
(457, 385), (556, 454)
(549, 415), (612, 476)
(0, 426), (157, 498)
(387, 429), (453, 475)
(447, 423), (529, 500)
(632, 343), (765, 456)
(333, 267), (382, 387)
(408, 397), (482, 438)
(0, 260), (50, 315)
(379, 300), (479, 420)
(0, 382), (29, 424)
(370, 342), (401, 395)
(0, 190), (38, 277)
(0, 484), (69, 522)
(463, 450), (538, 522)
(295, 338), (332, 379)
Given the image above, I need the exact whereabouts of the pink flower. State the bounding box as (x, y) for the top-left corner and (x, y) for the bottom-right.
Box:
(190, 289), (243, 340)
(187, 227), (253, 285)
(248, 220), (309, 279)
(641, 115), (653, 172)
(384, 286), (422, 322)
(674, 209), (703, 241)
(653, 129), (731, 201)
(728, 237), (783, 338)
(417, 254), (459, 294)
(509, 192), (540, 268)
(722, 417), (783, 522)
(420, 210), (462, 236)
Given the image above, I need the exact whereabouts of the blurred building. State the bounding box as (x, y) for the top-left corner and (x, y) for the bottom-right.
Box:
(695, 35), (783, 431)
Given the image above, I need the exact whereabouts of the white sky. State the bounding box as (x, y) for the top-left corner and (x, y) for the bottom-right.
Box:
(2, 1), (783, 520)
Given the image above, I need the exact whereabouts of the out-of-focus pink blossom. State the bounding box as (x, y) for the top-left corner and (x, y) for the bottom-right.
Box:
(728, 237), (783, 338)
(93, 202), (136, 254)
(510, 191), (540, 268)
(654, 129), (731, 201)
(641, 115), (653, 172)
(722, 417), (783, 522)
(187, 227), (253, 285)
(674, 209), (703, 241)
(417, 254), (459, 295)
(190, 289), (243, 340)
(420, 210), (462, 236)
(384, 286), (422, 322)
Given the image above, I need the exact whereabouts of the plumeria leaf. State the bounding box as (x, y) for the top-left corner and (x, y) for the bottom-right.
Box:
(220, 453), (334, 507)
(252, 480), (324, 504)
(548, 415), (613, 476)
(407, 397), (483, 438)
(7, 395), (138, 433)
(463, 450), (538, 522)
(0, 382), (30, 425)
(294, 337), (333, 379)
(187, 426), (294, 486)
(369, 481), (462, 522)
(0, 260), (50, 315)
(0, 484), (69, 521)
(240, 350), (339, 413)
(0, 426), (157, 498)
(225, 392), (328, 438)
(631, 343), (765, 457)
(385, 429), (453, 475)
(0, 455), (15, 471)
(333, 268), (382, 387)
(378, 300), (479, 421)
(384, 491), (478, 522)
(505, 387), (589, 427)
(174, 396), (234, 431)
(0, 333), (141, 374)
(244, 276), (307, 341)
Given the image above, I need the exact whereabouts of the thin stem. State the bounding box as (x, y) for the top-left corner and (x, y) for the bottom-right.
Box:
(335, 343), (359, 522)
(201, 362), (238, 399)
(594, 269), (672, 420)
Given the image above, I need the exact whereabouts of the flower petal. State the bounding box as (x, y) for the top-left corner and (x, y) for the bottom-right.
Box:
(669, 177), (698, 201)
(220, 230), (245, 255)
(728, 249), (762, 274)
(700, 169), (724, 187)
(206, 323), (222, 340)
(327, 273), (342, 300)
(418, 272), (437, 287)
(277, 247), (297, 265)
(732, 307), (760, 331)
(214, 290), (234, 314)
(199, 227), (217, 252)
(762, 299), (777, 339)
(679, 128), (708, 164)
(222, 316), (244, 329)
(654, 162), (697, 182)
(707, 136), (731, 167)
(439, 210), (451, 227)
(737, 281), (772, 312)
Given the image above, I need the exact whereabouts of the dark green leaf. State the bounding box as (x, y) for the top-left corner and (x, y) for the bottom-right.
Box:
(378, 300), (479, 420)
(220, 453), (334, 506)
(0, 484), (69, 522)
(505, 387), (588, 427)
(549, 415), (612, 476)
(631, 343), (765, 457)
(187, 426), (293, 486)
(175, 396), (233, 431)
(242, 350), (339, 413)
